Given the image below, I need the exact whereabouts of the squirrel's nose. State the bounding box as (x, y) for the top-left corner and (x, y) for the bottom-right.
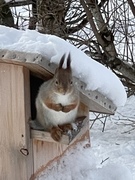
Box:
(63, 89), (67, 95)
(62, 84), (68, 94)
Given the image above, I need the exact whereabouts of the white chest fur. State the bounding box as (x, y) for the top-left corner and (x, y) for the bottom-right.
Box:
(45, 107), (78, 126)
(41, 93), (78, 126)
(54, 93), (72, 106)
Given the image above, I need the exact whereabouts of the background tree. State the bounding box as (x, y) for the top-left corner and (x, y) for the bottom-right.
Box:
(0, 0), (14, 27)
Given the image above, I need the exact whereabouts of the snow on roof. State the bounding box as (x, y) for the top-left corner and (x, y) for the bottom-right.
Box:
(0, 25), (127, 107)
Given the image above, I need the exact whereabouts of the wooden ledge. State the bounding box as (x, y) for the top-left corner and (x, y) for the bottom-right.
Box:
(30, 116), (88, 145)
(31, 130), (70, 145)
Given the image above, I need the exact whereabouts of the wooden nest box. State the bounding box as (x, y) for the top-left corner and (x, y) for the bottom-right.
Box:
(0, 49), (116, 180)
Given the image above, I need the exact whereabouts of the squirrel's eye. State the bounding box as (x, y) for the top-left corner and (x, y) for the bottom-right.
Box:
(55, 80), (58, 85)
(70, 81), (73, 85)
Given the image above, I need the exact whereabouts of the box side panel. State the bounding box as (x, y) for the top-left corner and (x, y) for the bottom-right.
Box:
(0, 63), (33, 180)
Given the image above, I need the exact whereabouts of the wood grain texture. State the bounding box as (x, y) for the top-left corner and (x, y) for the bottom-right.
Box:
(0, 63), (33, 180)
(31, 130), (70, 144)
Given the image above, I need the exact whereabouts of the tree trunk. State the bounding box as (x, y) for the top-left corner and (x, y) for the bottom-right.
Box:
(80, 0), (135, 84)
(0, 0), (14, 27)
(37, 0), (66, 38)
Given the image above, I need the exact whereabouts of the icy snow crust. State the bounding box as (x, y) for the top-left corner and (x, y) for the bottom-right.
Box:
(0, 25), (127, 107)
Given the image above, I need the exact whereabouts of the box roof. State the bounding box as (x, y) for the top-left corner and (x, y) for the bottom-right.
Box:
(0, 49), (116, 114)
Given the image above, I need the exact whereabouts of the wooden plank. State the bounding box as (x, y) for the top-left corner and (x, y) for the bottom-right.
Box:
(23, 66), (34, 179)
(31, 130), (70, 145)
(32, 140), (68, 179)
(0, 63), (33, 180)
(31, 115), (89, 145)
(79, 89), (116, 114)
(0, 49), (52, 80)
(0, 49), (116, 114)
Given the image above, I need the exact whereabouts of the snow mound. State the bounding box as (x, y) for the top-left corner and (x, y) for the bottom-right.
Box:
(37, 143), (133, 180)
(0, 25), (127, 107)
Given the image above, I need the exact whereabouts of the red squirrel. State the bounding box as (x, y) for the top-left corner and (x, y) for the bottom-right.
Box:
(36, 54), (80, 141)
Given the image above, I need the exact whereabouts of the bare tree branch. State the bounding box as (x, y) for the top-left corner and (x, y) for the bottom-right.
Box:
(127, 0), (135, 17)
(66, 18), (88, 34)
(0, 0), (14, 27)
(7, 0), (32, 7)
(80, 0), (135, 84)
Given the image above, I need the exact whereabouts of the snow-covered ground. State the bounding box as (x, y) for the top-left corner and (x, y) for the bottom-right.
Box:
(37, 96), (135, 180)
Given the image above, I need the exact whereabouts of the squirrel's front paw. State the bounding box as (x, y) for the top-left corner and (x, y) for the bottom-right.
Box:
(52, 103), (63, 112)
(62, 104), (77, 113)
(50, 127), (62, 142)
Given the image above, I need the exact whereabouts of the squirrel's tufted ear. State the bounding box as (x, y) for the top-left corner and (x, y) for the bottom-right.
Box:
(67, 53), (71, 70)
(59, 54), (65, 69)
